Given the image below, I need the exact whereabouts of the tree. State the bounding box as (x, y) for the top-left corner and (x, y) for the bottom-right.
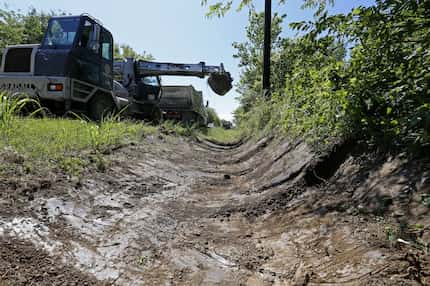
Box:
(228, 0), (429, 149)
(0, 8), (23, 48)
(21, 8), (54, 44)
(232, 8), (285, 116)
(0, 7), (64, 48)
(201, 0), (334, 17)
(290, 0), (430, 147)
(206, 107), (222, 126)
(0, 6), (154, 62)
(114, 43), (154, 60)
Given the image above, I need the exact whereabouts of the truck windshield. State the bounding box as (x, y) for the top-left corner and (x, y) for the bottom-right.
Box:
(42, 17), (80, 49)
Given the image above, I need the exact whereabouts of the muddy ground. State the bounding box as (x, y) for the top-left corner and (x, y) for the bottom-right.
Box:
(0, 134), (429, 285)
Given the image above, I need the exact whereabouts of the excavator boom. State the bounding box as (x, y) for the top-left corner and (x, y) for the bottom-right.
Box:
(137, 61), (225, 77)
(114, 58), (233, 96)
(138, 60), (233, 96)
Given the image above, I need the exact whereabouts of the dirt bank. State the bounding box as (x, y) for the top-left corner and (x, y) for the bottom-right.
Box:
(0, 134), (429, 285)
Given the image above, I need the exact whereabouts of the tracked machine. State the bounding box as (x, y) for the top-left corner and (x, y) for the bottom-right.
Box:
(0, 14), (233, 121)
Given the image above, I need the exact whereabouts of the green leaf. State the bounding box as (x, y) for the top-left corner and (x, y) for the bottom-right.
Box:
(386, 107), (392, 115)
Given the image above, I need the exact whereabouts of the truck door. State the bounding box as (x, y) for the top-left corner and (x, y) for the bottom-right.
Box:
(99, 28), (113, 91)
(73, 18), (101, 87)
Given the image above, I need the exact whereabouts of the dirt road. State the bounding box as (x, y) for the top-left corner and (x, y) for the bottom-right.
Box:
(0, 134), (429, 285)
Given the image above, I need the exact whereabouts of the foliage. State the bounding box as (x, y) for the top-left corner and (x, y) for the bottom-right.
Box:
(0, 116), (155, 175)
(274, 36), (348, 144)
(233, 9), (348, 144)
(236, 95), (276, 137)
(0, 93), (41, 138)
(348, 1), (430, 148)
(230, 0), (430, 151)
(87, 114), (128, 153)
(158, 120), (201, 137)
(0, 7), (63, 48)
(200, 0), (333, 17)
(232, 9), (285, 115)
(293, 0), (430, 148)
(200, 127), (244, 144)
(0, 6), (153, 62)
(206, 107), (222, 127)
(114, 43), (154, 60)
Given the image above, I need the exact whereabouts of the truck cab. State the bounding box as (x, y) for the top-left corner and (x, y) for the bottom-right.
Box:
(0, 14), (121, 120)
(36, 15), (113, 91)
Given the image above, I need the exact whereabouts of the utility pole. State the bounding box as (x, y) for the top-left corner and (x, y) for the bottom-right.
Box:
(262, 0), (272, 98)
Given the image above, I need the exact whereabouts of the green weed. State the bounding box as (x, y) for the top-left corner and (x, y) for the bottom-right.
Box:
(200, 127), (244, 145)
(59, 156), (86, 177)
(0, 92), (41, 137)
(0, 116), (153, 175)
(159, 120), (197, 137)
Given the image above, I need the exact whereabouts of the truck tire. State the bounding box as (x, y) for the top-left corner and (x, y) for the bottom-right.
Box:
(89, 93), (116, 121)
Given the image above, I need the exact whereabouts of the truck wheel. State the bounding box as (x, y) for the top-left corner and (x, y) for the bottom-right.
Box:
(89, 94), (116, 121)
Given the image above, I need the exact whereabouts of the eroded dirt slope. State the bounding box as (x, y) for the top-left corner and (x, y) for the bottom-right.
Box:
(0, 134), (429, 285)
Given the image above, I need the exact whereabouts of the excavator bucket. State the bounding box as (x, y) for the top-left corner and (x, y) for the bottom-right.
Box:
(208, 72), (233, 96)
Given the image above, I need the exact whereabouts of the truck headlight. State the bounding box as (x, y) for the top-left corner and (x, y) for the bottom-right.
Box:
(48, 83), (63, 91)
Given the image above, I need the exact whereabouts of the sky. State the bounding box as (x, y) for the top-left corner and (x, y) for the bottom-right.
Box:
(5, 0), (373, 121)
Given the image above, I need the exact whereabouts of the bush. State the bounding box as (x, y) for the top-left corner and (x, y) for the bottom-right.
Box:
(207, 107), (221, 127)
(233, 1), (430, 152)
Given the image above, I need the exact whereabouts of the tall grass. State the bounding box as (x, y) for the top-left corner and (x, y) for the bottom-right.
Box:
(0, 93), (41, 138)
(0, 94), (157, 174)
(159, 120), (199, 137)
(200, 127), (244, 145)
(0, 117), (157, 175)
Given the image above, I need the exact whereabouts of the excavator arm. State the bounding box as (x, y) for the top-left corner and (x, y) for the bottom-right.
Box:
(137, 60), (233, 96)
(114, 58), (233, 96)
(137, 61), (225, 78)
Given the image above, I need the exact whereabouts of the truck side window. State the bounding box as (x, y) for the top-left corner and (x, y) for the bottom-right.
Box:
(78, 21), (92, 49)
(78, 20), (99, 54)
(100, 30), (112, 61)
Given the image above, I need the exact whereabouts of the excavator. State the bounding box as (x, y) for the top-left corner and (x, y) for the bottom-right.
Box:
(113, 59), (232, 121)
(0, 14), (233, 121)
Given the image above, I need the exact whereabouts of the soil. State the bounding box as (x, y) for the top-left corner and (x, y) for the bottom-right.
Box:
(0, 236), (106, 286)
(0, 134), (429, 285)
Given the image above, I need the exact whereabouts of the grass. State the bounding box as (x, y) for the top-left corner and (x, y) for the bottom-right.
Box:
(0, 92), (245, 175)
(159, 120), (197, 137)
(200, 127), (244, 145)
(0, 116), (157, 175)
(0, 94), (40, 136)
(0, 115), (245, 176)
(157, 121), (245, 145)
(6, 117), (155, 156)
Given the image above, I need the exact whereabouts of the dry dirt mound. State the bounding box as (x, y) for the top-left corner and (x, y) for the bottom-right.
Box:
(0, 135), (429, 285)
